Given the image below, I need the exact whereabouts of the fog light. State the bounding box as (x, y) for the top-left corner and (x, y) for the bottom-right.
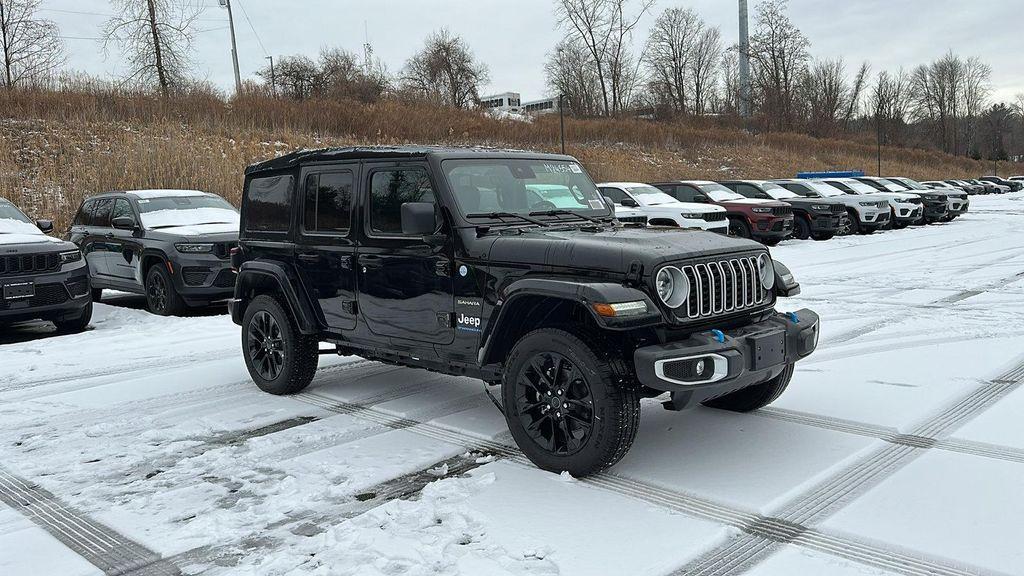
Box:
(654, 354), (729, 385)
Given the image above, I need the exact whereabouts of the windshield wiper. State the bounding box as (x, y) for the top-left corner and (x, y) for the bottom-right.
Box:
(528, 209), (603, 223)
(465, 212), (549, 227)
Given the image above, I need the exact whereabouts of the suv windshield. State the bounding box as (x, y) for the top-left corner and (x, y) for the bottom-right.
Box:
(696, 183), (745, 201)
(625, 185), (678, 206)
(893, 178), (928, 190)
(0, 200), (41, 235)
(835, 180), (880, 195)
(137, 195), (239, 229)
(761, 183), (799, 199)
(805, 181), (845, 197)
(443, 159), (610, 221)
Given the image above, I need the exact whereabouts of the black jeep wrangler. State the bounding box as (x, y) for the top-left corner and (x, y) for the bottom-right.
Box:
(0, 197), (92, 333)
(229, 147), (820, 476)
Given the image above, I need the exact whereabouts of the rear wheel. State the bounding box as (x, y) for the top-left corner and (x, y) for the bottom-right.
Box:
(702, 363), (794, 412)
(145, 264), (184, 316)
(502, 328), (640, 477)
(728, 217), (751, 239)
(53, 301), (92, 334)
(242, 295), (319, 395)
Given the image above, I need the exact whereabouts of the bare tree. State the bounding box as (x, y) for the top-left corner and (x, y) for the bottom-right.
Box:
(259, 54), (317, 100)
(802, 58), (847, 136)
(872, 69), (914, 146)
(0, 0), (64, 89)
(102, 0), (201, 95)
(401, 29), (488, 109)
(690, 26), (722, 116)
(718, 48), (741, 114)
(545, 38), (604, 116)
(644, 7), (699, 114)
(556, 0), (653, 116)
(747, 0), (810, 130)
(842, 61), (870, 130)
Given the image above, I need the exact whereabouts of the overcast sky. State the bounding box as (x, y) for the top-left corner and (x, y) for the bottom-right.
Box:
(42, 0), (1024, 104)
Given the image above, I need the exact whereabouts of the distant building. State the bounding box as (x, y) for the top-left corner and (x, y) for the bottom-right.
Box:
(479, 92), (521, 113)
(521, 96), (559, 115)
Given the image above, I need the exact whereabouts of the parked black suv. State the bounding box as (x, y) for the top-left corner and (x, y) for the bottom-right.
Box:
(228, 147), (820, 476)
(68, 190), (239, 315)
(0, 198), (92, 332)
(719, 180), (845, 241)
(979, 176), (1023, 192)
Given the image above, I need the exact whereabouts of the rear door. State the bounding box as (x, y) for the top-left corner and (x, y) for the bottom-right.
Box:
(295, 164), (358, 331)
(355, 162), (455, 345)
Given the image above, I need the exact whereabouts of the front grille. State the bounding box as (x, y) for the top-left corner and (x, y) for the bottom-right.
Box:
(618, 215), (647, 225)
(830, 204), (845, 214)
(0, 253), (61, 276)
(702, 212), (727, 222)
(65, 278), (89, 298)
(877, 212), (890, 221)
(182, 266), (210, 286)
(771, 206), (792, 217)
(906, 197), (923, 205)
(212, 242), (238, 259)
(213, 268), (236, 288)
(0, 283), (68, 310)
(925, 195), (947, 204)
(677, 255), (769, 320)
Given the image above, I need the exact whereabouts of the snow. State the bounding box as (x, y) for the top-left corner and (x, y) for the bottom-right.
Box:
(1, 193), (1023, 575)
(138, 207), (239, 232)
(0, 218), (62, 244)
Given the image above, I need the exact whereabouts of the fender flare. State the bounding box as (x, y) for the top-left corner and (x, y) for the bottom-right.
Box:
(234, 260), (320, 334)
(478, 277), (661, 365)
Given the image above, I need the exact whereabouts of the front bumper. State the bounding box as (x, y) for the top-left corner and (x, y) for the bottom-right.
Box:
(922, 202), (948, 221)
(681, 219), (729, 233)
(751, 216), (794, 239)
(857, 208), (888, 225)
(171, 254), (236, 305)
(633, 309), (819, 406)
(810, 213), (843, 233)
(946, 199), (969, 216)
(893, 204), (922, 223)
(0, 267), (91, 323)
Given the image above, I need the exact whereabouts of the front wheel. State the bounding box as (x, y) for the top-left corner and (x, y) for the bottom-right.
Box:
(53, 301), (92, 334)
(728, 217), (751, 239)
(242, 295), (319, 395)
(792, 216), (811, 240)
(846, 210), (861, 235)
(502, 328), (640, 477)
(146, 264), (184, 316)
(811, 232), (834, 241)
(702, 363), (794, 412)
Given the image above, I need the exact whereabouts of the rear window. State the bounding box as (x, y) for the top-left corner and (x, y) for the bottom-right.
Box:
(73, 200), (96, 226)
(245, 175), (294, 232)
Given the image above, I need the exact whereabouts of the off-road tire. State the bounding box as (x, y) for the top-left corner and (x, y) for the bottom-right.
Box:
(502, 328), (640, 477)
(91, 288), (102, 302)
(242, 294), (319, 395)
(811, 232), (834, 241)
(145, 264), (185, 316)
(53, 300), (92, 334)
(702, 363), (794, 412)
(792, 216), (811, 240)
(729, 217), (751, 239)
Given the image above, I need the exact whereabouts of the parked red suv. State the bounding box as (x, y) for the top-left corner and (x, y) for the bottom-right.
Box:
(651, 180), (795, 245)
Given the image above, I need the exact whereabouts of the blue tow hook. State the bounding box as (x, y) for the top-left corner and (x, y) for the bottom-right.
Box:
(787, 311), (800, 324)
(711, 329), (725, 343)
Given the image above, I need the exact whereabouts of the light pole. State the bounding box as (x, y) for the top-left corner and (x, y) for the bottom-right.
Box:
(265, 55), (275, 96)
(876, 114), (882, 177)
(738, 0), (751, 118)
(559, 94), (566, 155)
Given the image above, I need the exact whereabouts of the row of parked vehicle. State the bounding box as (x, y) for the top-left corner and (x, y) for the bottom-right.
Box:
(1, 146), (1020, 476)
(597, 175), (1020, 246)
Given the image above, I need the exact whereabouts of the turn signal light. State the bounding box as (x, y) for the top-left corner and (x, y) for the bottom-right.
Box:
(593, 300), (648, 318)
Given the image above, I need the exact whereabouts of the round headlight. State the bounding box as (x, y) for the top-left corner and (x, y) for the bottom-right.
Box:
(757, 254), (775, 290)
(655, 266), (689, 308)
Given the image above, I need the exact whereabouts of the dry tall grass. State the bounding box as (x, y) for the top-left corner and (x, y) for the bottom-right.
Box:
(1, 86), (1016, 230)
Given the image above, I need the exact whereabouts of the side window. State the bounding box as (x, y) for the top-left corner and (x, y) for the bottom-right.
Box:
(735, 184), (763, 199)
(111, 198), (133, 221)
(599, 187), (627, 204)
(74, 200), (95, 226)
(368, 167), (435, 235)
(92, 198), (113, 228)
(674, 186), (698, 202)
(303, 171), (353, 233)
(246, 175), (294, 232)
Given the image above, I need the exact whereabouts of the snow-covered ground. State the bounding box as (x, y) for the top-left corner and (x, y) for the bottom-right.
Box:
(2, 193), (1024, 576)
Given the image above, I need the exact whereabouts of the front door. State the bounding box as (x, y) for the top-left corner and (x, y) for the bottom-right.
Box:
(107, 197), (144, 287)
(356, 163), (454, 345)
(295, 165), (358, 331)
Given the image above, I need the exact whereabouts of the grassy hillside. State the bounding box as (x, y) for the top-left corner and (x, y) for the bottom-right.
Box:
(1, 87), (1014, 230)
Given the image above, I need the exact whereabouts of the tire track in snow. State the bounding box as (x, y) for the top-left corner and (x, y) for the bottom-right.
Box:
(0, 466), (181, 576)
(668, 361), (1024, 576)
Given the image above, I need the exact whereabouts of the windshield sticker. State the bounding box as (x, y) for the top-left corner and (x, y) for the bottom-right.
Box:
(137, 199), (150, 203)
(569, 163), (583, 173)
(589, 199), (605, 209)
(541, 163), (578, 174)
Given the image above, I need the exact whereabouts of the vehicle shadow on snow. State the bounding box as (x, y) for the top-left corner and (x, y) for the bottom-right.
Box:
(99, 292), (228, 318)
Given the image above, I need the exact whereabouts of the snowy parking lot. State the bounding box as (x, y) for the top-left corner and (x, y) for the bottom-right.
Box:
(2, 193), (1024, 576)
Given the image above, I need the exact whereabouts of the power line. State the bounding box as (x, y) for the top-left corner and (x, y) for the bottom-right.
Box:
(234, 0), (268, 57)
(38, 7), (227, 23)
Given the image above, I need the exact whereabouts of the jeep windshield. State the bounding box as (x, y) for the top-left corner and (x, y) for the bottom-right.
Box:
(137, 195), (240, 230)
(695, 183), (745, 202)
(443, 159), (611, 224)
(0, 201), (42, 235)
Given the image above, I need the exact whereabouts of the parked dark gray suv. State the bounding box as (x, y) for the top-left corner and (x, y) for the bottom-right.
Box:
(68, 190), (239, 315)
(1, 197), (92, 332)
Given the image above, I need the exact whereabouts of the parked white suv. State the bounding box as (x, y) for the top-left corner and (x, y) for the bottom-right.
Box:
(822, 177), (919, 229)
(597, 182), (729, 233)
(772, 179), (900, 234)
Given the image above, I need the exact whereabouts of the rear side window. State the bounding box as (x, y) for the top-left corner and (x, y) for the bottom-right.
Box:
(74, 200), (96, 225)
(303, 171), (353, 233)
(92, 198), (113, 227)
(245, 175), (294, 232)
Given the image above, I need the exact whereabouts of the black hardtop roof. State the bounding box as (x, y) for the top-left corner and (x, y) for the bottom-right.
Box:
(244, 145), (578, 175)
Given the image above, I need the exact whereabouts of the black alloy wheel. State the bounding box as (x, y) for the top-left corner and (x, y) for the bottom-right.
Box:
(146, 270), (169, 312)
(792, 216), (811, 240)
(514, 351), (595, 457)
(247, 310), (285, 381)
(729, 218), (751, 238)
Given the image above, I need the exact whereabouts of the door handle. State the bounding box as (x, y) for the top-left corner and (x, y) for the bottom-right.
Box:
(297, 253), (320, 263)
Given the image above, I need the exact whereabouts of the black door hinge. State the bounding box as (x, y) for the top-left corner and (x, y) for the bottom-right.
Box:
(625, 260), (644, 286)
(435, 260), (451, 277)
(437, 312), (452, 328)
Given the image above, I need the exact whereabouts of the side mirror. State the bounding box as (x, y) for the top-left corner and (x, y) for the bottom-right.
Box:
(111, 216), (137, 230)
(35, 219), (54, 233)
(401, 202), (438, 236)
(693, 195), (708, 203)
(620, 197), (639, 208)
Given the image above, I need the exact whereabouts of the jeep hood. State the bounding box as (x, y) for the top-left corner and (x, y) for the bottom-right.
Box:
(485, 226), (765, 274)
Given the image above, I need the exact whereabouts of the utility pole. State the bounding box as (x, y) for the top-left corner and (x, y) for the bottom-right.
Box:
(559, 94), (566, 155)
(876, 114), (882, 176)
(265, 56), (275, 96)
(738, 0), (751, 118)
(221, 0), (242, 96)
